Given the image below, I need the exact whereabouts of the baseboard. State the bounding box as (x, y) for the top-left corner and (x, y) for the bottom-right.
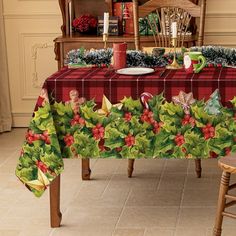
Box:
(12, 112), (32, 127)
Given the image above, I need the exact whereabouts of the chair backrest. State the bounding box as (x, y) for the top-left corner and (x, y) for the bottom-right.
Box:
(132, 0), (206, 50)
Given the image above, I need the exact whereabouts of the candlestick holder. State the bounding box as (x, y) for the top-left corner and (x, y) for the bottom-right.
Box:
(166, 37), (183, 70)
(103, 33), (108, 49)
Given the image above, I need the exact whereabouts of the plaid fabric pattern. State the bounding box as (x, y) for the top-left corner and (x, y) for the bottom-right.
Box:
(45, 67), (236, 107)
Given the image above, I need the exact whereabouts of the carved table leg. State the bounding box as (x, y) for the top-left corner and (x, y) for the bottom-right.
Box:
(195, 159), (202, 178)
(213, 171), (230, 236)
(82, 158), (91, 180)
(50, 175), (62, 228)
(128, 159), (135, 178)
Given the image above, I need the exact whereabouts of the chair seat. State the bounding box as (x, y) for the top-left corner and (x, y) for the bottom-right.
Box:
(218, 155), (236, 173)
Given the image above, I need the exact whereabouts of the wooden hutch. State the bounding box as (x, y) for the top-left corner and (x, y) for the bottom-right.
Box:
(54, 0), (156, 69)
(54, 0), (199, 69)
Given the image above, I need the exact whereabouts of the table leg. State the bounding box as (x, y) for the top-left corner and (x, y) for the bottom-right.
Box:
(128, 159), (135, 178)
(195, 159), (202, 178)
(82, 158), (91, 180)
(50, 175), (62, 228)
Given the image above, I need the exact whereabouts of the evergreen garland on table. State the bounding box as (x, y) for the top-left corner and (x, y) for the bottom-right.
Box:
(66, 46), (236, 68)
(191, 46), (236, 67)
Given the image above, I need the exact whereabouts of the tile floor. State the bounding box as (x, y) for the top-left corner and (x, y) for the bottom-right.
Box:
(0, 128), (236, 236)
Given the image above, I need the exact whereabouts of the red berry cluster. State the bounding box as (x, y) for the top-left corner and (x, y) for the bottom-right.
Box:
(141, 109), (162, 134)
(36, 160), (48, 173)
(92, 123), (105, 140)
(182, 114), (195, 127)
(26, 130), (50, 144)
(153, 121), (161, 134)
(175, 134), (185, 146)
(125, 134), (135, 147)
(116, 147), (122, 152)
(70, 114), (85, 126)
(210, 151), (218, 158)
(141, 109), (155, 123)
(225, 147), (231, 155)
(124, 112), (132, 122)
(64, 134), (74, 147)
(202, 123), (215, 140)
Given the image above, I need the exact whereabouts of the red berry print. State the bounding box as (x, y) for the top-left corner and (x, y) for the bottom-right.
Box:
(70, 114), (85, 126)
(116, 147), (122, 152)
(181, 114), (195, 127)
(36, 160), (48, 173)
(225, 147), (231, 155)
(92, 123), (105, 140)
(124, 112), (132, 122)
(175, 134), (185, 146)
(125, 134), (135, 147)
(141, 109), (154, 124)
(26, 130), (41, 144)
(210, 151), (218, 158)
(202, 123), (215, 140)
(64, 134), (74, 147)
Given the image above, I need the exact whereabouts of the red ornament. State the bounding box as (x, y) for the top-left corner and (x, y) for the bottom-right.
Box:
(140, 92), (153, 109)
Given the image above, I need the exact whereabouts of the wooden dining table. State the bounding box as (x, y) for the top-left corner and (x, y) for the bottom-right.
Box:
(15, 66), (236, 227)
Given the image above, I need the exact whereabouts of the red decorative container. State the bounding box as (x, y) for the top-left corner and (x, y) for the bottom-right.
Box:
(113, 43), (127, 70)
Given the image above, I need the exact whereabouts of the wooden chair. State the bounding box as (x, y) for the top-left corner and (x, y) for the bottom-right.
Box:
(213, 154), (236, 236)
(128, 0), (206, 179)
(132, 0), (206, 50)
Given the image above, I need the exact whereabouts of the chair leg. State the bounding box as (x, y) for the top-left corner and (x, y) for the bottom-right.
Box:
(82, 158), (91, 180)
(195, 159), (202, 178)
(213, 171), (231, 236)
(128, 159), (135, 178)
(50, 175), (62, 228)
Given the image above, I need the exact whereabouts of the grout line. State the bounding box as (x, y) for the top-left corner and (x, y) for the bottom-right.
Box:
(173, 160), (190, 236)
(111, 188), (132, 235)
(155, 159), (167, 192)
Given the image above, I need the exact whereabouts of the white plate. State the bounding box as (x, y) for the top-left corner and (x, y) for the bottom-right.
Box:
(116, 67), (155, 75)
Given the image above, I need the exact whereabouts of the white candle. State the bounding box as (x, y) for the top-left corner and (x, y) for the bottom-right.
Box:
(171, 22), (177, 38)
(103, 12), (109, 34)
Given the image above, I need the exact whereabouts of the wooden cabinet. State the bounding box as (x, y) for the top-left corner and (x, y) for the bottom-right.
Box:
(54, 0), (199, 69)
(54, 0), (146, 69)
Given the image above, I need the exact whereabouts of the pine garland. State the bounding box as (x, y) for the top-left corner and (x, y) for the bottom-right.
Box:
(66, 46), (236, 68)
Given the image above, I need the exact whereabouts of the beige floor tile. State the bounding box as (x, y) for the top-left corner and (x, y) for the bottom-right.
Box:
(109, 174), (160, 191)
(0, 230), (21, 236)
(177, 207), (216, 228)
(164, 160), (189, 174)
(185, 173), (221, 190)
(144, 228), (174, 236)
(126, 189), (182, 207)
(0, 129), (26, 149)
(70, 187), (130, 208)
(117, 207), (178, 228)
(206, 227), (236, 236)
(158, 173), (186, 190)
(116, 159), (165, 176)
(62, 206), (122, 229)
(52, 227), (114, 236)
(19, 228), (52, 236)
(182, 188), (219, 207)
(175, 227), (207, 236)
(113, 228), (145, 236)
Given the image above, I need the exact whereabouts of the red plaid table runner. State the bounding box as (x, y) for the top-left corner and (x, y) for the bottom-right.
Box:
(46, 67), (236, 107)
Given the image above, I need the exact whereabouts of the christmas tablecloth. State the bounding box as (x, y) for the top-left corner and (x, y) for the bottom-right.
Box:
(16, 67), (236, 197)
